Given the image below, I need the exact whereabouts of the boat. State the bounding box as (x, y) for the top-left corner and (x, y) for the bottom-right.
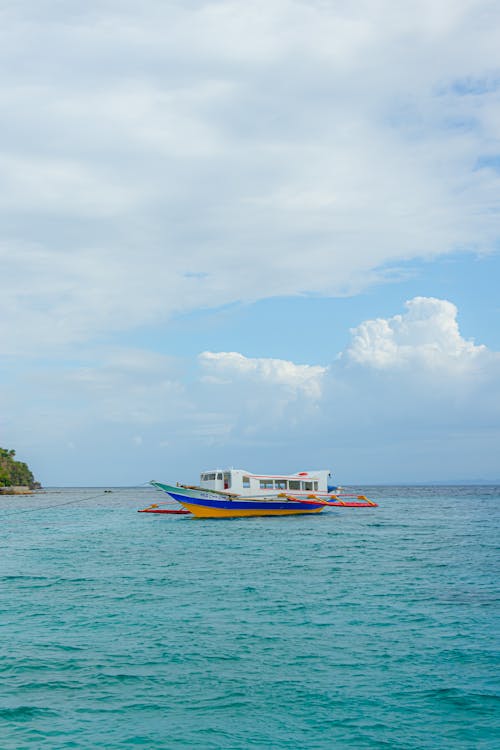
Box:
(141, 468), (377, 518)
(149, 481), (328, 518)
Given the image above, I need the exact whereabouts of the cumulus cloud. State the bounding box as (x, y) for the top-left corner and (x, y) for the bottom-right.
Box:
(200, 297), (499, 393)
(344, 296), (490, 371)
(2, 297), (499, 483)
(199, 351), (326, 398)
(1, 1), (500, 353)
(195, 297), (500, 480)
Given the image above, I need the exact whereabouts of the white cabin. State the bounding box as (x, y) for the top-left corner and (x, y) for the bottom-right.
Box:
(199, 469), (334, 497)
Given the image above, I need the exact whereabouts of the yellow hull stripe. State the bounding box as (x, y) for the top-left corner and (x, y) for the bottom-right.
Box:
(180, 502), (325, 518)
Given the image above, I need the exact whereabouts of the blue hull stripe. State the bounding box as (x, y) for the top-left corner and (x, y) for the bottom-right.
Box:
(167, 491), (323, 511)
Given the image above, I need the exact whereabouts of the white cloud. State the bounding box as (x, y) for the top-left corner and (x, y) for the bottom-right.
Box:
(199, 351), (326, 398)
(0, 154), (139, 217)
(344, 296), (490, 370)
(2, 297), (499, 483)
(0, 1), (499, 353)
(193, 297), (500, 479)
(0, 348), (189, 450)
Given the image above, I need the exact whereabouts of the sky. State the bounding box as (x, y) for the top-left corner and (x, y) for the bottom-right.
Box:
(1, 0), (499, 485)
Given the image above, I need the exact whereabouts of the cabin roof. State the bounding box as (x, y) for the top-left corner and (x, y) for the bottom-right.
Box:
(202, 469), (328, 479)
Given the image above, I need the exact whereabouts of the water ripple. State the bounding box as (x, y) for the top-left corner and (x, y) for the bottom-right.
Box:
(0, 485), (498, 749)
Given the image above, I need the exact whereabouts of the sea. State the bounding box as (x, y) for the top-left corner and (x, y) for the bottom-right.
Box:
(1, 486), (498, 749)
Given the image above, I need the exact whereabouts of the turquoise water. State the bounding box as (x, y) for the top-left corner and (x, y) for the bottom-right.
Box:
(1, 486), (498, 749)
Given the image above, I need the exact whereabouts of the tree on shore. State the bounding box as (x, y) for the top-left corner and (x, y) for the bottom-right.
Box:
(0, 448), (39, 488)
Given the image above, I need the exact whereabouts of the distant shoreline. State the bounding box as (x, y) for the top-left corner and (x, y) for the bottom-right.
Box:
(0, 485), (33, 495)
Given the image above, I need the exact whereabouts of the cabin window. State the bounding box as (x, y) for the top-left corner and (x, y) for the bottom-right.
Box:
(313, 481), (318, 491)
(260, 479), (274, 489)
(242, 476), (250, 488)
(217, 472), (223, 480)
(274, 480), (287, 490)
(289, 480), (300, 490)
(303, 481), (313, 491)
(208, 473), (216, 480)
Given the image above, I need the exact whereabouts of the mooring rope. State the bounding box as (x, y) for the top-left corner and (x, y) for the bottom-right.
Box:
(0, 491), (114, 517)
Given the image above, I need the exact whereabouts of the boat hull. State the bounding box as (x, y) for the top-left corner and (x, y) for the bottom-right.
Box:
(178, 500), (324, 518)
(152, 483), (325, 518)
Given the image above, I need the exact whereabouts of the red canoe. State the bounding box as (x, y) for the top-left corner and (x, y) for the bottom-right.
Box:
(138, 508), (191, 514)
